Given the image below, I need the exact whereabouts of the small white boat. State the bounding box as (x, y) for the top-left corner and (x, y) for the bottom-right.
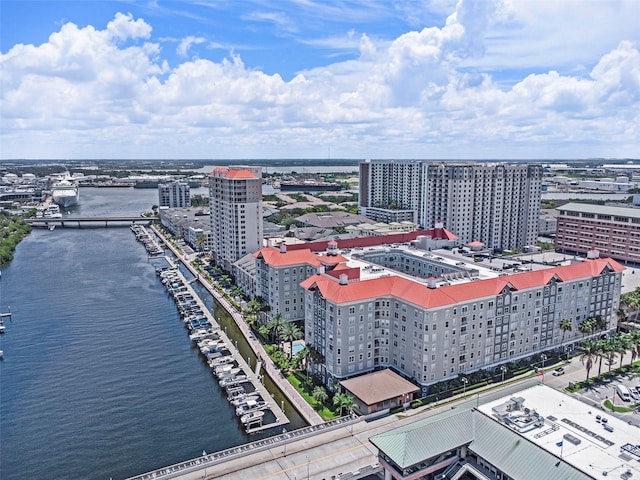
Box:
(220, 375), (248, 388)
(241, 410), (265, 424)
(231, 393), (260, 407)
(236, 399), (268, 416)
(216, 367), (242, 379)
(209, 356), (234, 368)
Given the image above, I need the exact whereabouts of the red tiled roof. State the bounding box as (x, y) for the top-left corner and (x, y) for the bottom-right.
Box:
(468, 240), (484, 246)
(253, 246), (347, 268)
(286, 229), (456, 252)
(209, 166), (257, 179)
(225, 169), (257, 179)
(301, 258), (624, 308)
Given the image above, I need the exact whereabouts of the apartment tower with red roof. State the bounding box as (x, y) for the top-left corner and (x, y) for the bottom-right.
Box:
(209, 166), (263, 271)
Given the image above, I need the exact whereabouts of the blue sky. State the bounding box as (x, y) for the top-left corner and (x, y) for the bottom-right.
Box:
(1, 0), (639, 160)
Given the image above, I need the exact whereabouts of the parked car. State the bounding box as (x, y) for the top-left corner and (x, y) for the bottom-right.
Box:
(630, 389), (640, 402)
(552, 367), (565, 376)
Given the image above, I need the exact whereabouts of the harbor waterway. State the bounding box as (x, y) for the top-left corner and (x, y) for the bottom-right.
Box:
(0, 187), (303, 480)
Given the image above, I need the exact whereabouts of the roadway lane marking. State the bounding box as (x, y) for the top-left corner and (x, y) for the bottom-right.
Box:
(255, 443), (369, 480)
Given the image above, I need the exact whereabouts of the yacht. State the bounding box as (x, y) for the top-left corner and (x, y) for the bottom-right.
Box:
(240, 410), (265, 425)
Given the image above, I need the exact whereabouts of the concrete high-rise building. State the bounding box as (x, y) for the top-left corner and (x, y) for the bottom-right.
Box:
(209, 166), (263, 272)
(359, 160), (543, 251)
(359, 160), (421, 225)
(158, 181), (190, 208)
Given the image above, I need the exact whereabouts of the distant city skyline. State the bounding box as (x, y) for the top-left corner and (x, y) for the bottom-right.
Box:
(1, 0), (639, 160)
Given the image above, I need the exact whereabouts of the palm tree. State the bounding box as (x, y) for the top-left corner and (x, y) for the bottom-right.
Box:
(614, 332), (632, 367)
(279, 321), (303, 358)
(596, 338), (608, 377)
(629, 330), (640, 365)
(592, 315), (607, 333)
(247, 297), (262, 325)
(312, 386), (328, 406)
(219, 274), (232, 289)
(578, 319), (593, 339)
(559, 319), (573, 350)
(231, 285), (243, 299)
(333, 393), (356, 416)
(194, 233), (206, 252)
(269, 312), (286, 344)
(601, 338), (617, 375)
(578, 339), (599, 384)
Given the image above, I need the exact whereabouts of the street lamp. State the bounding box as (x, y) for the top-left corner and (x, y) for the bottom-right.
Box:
(461, 377), (468, 397)
(500, 366), (507, 383)
(541, 353), (547, 370)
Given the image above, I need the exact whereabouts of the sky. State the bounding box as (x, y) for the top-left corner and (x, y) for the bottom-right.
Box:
(1, 0), (639, 161)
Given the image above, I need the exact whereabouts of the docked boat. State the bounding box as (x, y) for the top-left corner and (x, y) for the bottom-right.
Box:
(219, 375), (248, 388)
(52, 175), (79, 208)
(240, 410), (265, 425)
(215, 366), (241, 378)
(236, 399), (268, 416)
(231, 393), (260, 407)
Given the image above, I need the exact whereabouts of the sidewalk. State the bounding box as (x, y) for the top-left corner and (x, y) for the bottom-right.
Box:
(153, 227), (324, 426)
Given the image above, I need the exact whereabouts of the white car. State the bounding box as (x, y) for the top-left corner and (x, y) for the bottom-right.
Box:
(552, 367), (565, 376)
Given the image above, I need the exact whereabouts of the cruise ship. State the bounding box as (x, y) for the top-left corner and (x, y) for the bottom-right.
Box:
(51, 175), (79, 208)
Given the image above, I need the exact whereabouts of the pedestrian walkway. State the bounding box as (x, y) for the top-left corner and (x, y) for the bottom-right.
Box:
(153, 227), (324, 426)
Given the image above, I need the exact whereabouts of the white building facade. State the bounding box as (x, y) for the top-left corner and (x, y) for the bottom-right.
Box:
(359, 161), (543, 251)
(209, 166), (263, 272)
(158, 181), (190, 208)
(301, 256), (623, 390)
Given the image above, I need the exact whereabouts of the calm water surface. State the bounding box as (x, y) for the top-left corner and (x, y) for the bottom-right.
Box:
(0, 187), (291, 480)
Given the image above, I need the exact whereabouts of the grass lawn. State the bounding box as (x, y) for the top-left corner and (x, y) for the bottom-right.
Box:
(603, 400), (636, 413)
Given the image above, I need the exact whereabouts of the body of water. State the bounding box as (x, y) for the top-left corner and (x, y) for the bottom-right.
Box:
(0, 187), (299, 480)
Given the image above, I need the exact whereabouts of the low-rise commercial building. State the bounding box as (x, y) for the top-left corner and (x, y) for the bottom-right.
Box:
(370, 384), (639, 480)
(555, 202), (640, 264)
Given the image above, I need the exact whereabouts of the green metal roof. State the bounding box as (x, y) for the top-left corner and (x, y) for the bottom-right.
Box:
(369, 409), (474, 469)
(471, 413), (590, 480)
(370, 409), (592, 480)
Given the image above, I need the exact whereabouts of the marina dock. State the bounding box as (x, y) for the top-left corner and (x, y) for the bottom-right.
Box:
(155, 257), (289, 434)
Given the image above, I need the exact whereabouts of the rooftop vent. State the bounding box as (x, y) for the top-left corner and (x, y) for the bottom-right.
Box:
(587, 249), (600, 259)
(339, 274), (348, 285)
(280, 244), (287, 254)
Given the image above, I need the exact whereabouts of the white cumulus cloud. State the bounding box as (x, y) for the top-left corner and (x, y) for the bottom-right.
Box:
(0, 0), (638, 159)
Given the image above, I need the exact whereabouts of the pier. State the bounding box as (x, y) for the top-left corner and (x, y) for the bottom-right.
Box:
(158, 258), (289, 433)
(25, 216), (157, 228)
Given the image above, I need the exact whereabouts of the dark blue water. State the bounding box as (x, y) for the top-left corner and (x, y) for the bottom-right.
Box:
(0, 188), (254, 480)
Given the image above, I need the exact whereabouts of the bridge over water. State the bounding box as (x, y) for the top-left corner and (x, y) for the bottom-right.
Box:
(25, 216), (157, 228)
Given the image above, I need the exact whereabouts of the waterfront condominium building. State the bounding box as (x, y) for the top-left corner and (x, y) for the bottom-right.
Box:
(301, 251), (622, 391)
(209, 166), (263, 272)
(555, 202), (640, 264)
(158, 181), (190, 208)
(359, 160), (543, 251)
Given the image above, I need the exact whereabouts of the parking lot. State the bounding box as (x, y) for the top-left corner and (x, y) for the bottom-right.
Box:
(543, 358), (640, 427)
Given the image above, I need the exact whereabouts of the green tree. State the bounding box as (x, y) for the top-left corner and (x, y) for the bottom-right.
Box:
(578, 339), (599, 384)
(559, 319), (573, 349)
(312, 386), (328, 406)
(279, 321), (303, 359)
(333, 393), (356, 416)
(578, 319), (593, 339)
(194, 233), (207, 252)
(614, 332), (633, 367)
